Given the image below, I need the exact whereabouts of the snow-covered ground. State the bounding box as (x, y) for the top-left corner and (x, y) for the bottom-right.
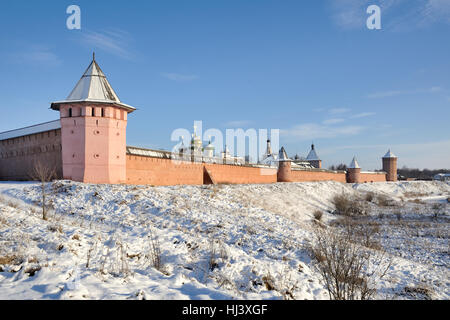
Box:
(0, 180), (448, 300)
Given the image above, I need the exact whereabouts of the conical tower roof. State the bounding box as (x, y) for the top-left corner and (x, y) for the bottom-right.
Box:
(348, 156), (360, 169)
(278, 147), (290, 162)
(306, 144), (320, 161)
(51, 54), (135, 112)
(382, 149), (397, 159)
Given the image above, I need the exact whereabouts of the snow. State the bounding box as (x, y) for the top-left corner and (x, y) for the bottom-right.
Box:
(0, 180), (449, 300)
(0, 120), (60, 141)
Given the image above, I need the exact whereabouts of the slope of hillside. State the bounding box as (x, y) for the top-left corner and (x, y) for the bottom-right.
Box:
(0, 181), (448, 300)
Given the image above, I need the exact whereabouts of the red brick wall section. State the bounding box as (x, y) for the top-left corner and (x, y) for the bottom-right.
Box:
(126, 155), (278, 185)
(290, 169), (346, 183)
(0, 129), (63, 181)
(360, 172), (387, 183)
(126, 154), (352, 186)
(126, 155), (204, 185)
(204, 163), (277, 184)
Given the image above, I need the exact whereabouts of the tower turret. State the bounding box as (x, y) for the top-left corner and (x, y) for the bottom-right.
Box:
(306, 143), (322, 168)
(346, 156), (361, 183)
(50, 54), (135, 184)
(382, 149), (397, 182)
(277, 147), (292, 182)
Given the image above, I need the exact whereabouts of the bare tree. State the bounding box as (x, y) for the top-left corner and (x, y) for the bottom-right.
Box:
(310, 225), (391, 300)
(30, 160), (56, 220)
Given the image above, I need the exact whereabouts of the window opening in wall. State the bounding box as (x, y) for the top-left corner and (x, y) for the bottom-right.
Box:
(69, 108), (72, 117)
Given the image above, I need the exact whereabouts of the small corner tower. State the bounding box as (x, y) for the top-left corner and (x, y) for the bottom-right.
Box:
(306, 143), (322, 169)
(382, 149), (397, 182)
(346, 156), (361, 183)
(277, 147), (292, 182)
(51, 53), (136, 184)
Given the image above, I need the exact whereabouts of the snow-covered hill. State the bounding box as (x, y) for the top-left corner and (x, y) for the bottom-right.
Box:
(0, 180), (448, 300)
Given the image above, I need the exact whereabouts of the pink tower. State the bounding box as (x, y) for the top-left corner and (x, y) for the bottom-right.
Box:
(51, 54), (135, 184)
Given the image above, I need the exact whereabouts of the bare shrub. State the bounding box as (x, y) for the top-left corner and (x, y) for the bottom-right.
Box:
(7, 201), (19, 209)
(0, 216), (8, 226)
(313, 210), (323, 221)
(377, 194), (392, 207)
(147, 227), (165, 274)
(208, 238), (228, 271)
(432, 203), (445, 219)
(310, 225), (391, 300)
(30, 160), (56, 220)
(403, 284), (433, 300)
(0, 255), (22, 265)
(208, 238), (219, 271)
(332, 194), (369, 216)
(262, 273), (276, 291)
(365, 192), (375, 202)
(354, 221), (382, 250)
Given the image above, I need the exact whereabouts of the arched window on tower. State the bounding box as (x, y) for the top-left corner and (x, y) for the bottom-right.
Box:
(101, 108), (105, 117)
(68, 108), (72, 117)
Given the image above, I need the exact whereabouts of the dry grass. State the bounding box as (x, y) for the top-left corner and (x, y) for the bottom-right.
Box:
(0, 216), (8, 226)
(262, 273), (276, 291)
(313, 210), (323, 221)
(376, 194), (397, 207)
(402, 284), (433, 300)
(365, 192), (375, 202)
(403, 192), (428, 198)
(72, 234), (81, 241)
(332, 194), (369, 216)
(0, 255), (22, 265)
(147, 227), (166, 274)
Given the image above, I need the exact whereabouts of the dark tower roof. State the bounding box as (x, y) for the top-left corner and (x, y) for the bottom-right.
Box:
(306, 143), (320, 161)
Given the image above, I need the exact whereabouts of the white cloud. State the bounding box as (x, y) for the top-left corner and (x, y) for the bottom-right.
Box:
(329, 108), (351, 114)
(367, 87), (443, 99)
(350, 112), (376, 119)
(161, 73), (199, 82)
(281, 123), (364, 141)
(80, 29), (135, 60)
(322, 118), (345, 125)
(13, 46), (61, 66)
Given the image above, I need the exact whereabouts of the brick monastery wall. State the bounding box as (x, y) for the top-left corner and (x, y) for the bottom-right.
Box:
(126, 154), (278, 185)
(204, 163), (277, 184)
(0, 129), (63, 181)
(126, 155), (204, 185)
(126, 154), (348, 186)
(360, 172), (387, 183)
(289, 169), (347, 183)
(0, 137), (387, 185)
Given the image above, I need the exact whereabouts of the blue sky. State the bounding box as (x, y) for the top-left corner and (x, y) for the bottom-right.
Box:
(0, 0), (449, 170)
